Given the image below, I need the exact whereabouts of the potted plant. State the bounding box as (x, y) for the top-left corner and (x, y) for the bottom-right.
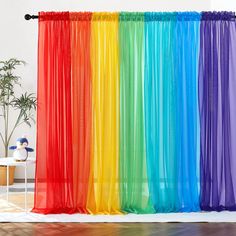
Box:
(0, 58), (36, 185)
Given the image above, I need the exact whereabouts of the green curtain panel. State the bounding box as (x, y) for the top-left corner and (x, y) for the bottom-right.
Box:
(119, 13), (154, 213)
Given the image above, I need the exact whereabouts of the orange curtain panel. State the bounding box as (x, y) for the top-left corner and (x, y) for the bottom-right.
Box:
(70, 12), (92, 213)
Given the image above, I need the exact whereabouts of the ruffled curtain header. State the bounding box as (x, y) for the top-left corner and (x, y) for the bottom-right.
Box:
(201, 11), (235, 20)
(39, 11), (235, 21)
(70, 12), (92, 21)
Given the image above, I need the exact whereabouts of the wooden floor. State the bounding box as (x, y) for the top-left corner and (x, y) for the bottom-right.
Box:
(0, 223), (236, 236)
(1, 193), (236, 235)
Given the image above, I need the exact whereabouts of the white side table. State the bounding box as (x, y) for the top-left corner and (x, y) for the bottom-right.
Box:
(0, 157), (36, 212)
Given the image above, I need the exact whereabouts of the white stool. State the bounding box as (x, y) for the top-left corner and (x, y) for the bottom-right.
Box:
(0, 157), (36, 212)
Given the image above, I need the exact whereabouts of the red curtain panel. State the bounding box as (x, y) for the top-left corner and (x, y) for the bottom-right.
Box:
(33, 12), (74, 214)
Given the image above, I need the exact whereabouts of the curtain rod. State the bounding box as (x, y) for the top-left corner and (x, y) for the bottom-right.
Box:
(24, 13), (236, 20)
(25, 14), (38, 20)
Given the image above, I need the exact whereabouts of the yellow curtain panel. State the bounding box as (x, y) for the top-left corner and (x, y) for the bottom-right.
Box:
(87, 13), (121, 214)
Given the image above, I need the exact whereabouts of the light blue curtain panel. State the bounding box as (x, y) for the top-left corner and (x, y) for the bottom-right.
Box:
(144, 12), (200, 212)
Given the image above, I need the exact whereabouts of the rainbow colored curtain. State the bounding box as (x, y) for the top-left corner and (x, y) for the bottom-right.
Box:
(33, 11), (236, 214)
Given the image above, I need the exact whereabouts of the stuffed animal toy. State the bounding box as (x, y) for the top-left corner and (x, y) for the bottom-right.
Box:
(9, 137), (34, 161)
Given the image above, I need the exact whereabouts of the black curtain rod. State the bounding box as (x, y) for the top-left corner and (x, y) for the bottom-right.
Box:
(24, 13), (236, 20)
(25, 14), (38, 20)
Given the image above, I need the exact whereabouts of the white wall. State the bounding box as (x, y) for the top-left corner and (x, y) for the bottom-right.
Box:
(211, 0), (236, 10)
(0, 0), (212, 178)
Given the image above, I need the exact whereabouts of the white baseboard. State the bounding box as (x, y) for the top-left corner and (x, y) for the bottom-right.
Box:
(0, 212), (236, 223)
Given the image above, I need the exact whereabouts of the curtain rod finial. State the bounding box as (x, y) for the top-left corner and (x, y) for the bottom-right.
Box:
(24, 14), (31, 20)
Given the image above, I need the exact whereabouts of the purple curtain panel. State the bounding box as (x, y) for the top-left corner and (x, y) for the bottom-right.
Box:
(199, 11), (236, 211)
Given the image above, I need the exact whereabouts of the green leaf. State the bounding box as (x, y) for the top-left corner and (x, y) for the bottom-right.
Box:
(0, 58), (36, 154)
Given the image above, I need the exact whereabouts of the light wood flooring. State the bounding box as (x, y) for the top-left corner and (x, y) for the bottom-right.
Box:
(0, 223), (236, 236)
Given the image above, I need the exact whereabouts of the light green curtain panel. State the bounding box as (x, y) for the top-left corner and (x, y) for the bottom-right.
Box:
(119, 12), (154, 213)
